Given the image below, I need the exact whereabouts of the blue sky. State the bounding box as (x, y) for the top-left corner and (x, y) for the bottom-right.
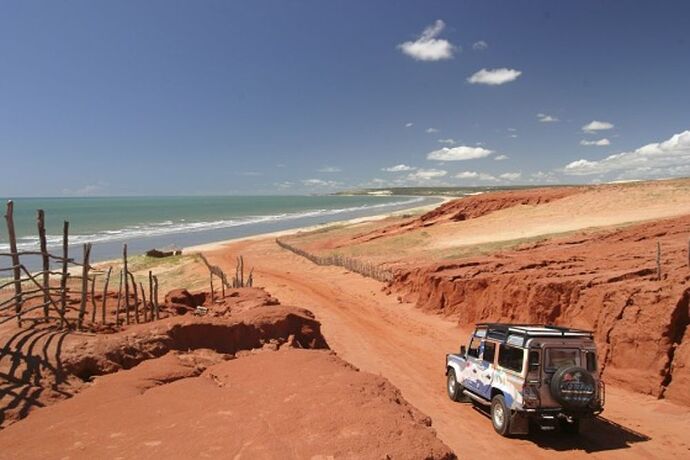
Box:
(1, 0), (689, 196)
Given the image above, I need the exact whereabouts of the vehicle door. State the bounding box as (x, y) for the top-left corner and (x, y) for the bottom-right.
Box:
(460, 335), (483, 393)
(475, 341), (496, 399)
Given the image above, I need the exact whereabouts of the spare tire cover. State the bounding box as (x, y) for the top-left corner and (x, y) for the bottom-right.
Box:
(550, 366), (596, 409)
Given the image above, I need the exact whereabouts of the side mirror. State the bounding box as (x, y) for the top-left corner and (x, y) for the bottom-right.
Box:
(460, 345), (466, 356)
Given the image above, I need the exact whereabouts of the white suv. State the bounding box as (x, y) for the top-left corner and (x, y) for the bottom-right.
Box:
(445, 323), (604, 436)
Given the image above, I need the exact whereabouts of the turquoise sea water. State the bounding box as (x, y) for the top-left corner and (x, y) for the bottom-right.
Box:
(0, 195), (436, 265)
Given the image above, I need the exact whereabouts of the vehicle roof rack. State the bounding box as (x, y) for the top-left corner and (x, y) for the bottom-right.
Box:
(475, 322), (593, 340)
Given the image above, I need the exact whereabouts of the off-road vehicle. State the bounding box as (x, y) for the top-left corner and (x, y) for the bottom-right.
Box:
(445, 323), (604, 436)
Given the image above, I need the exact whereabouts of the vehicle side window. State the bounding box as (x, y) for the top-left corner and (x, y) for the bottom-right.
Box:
(482, 341), (496, 364)
(467, 337), (481, 358)
(498, 345), (524, 373)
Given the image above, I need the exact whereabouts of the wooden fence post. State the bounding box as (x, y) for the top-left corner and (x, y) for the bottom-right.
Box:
(115, 269), (123, 326)
(656, 241), (662, 281)
(90, 274), (98, 323)
(129, 271), (139, 323)
(5, 201), (23, 326)
(153, 275), (159, 319)
(60, 221), (69, 328)
(37, 209), (50, 321)
(139, 282), (147, 322)
(123, 244), (130, 325)
(101, 266), (112, 323)
(148, 271), (154, 320)
(78, 243), (92, 329)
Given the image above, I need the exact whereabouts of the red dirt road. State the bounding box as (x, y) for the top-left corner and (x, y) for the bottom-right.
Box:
(209, 239), (690, 459)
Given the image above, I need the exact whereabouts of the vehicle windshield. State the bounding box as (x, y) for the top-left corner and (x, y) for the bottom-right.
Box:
(545, 348), (581, 371)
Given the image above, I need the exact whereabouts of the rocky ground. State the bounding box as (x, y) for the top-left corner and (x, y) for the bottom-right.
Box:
(0, 287), (453, 459)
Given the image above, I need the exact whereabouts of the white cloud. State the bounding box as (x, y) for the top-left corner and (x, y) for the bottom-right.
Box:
(455, 171), (479, 179)
(317, 166), (342, 173)
(398, 20), (456, 61)
(274, 181), (294, 189)
(382, 164), (416, 172)
(438, 138), (456, 145)
(63, 181), (109, 196)
(427, 145), (494, 161)
(507, 128), (517, 132)
(563, 129), (690, 177)
(499, 172), (522, 180)
(580, 138), (611, 146)
(407, 168), (447, 181)
(426, 127), (439, 133)
(479, 173), (498, 181)
(537, 113), (559, 123)
(301, 179), (340, 187)
(405, 122), (414, 128)
(472, 40), (488, 51)
(494, 154), (509, 161)
(509, 134), (518, 138)
(467, 68), (522, 85)
(582, 120), (614, 133)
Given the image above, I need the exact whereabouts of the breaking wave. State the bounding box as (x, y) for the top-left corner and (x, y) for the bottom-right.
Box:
(1, 197), (424, 251)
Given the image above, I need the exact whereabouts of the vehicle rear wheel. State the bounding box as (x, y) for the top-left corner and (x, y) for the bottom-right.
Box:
(447, 368), (462, 402)
(559, 417), (580, 435)
(491, 394), (511, 437)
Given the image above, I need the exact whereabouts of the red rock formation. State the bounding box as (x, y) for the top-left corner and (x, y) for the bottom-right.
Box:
(392, 215), (690, 406)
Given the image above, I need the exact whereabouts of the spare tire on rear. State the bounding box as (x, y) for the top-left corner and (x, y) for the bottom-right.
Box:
(550, 366), (596, 409)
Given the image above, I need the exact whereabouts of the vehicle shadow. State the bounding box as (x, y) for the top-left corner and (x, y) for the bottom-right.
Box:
(472, 405), (650, 453)
(526, 416), (651, 453)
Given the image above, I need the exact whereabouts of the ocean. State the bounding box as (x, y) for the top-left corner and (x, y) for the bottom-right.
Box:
(0, 195), (438, 267)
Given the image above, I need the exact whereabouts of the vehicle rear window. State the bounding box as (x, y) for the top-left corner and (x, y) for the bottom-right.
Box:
(482, 341), (496, 364)
(545, 348), (581, 370)
(498, 345), (524, 373)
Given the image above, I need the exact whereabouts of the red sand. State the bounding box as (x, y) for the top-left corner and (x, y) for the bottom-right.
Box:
(0, 288), (453, 458)
(0, 348), (452, 459)
(346, 186), (583, 246)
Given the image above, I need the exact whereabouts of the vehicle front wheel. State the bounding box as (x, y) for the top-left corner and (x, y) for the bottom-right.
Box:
(559, 417), (580, 435)
(491, 394), (511, 436)
(447, 368), (462, 402)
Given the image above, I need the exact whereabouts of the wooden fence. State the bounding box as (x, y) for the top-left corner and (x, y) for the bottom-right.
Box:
(1, 201), (160, 330)
(275, 238), (393, 282)
(199, 253), (253, 302)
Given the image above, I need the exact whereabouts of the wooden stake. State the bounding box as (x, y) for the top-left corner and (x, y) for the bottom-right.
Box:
(101, 266), (112, 323)
(5, 201), (23, 326)
(123, 244), (130, 325)
(129, 271), (139, 323)
(115, 270), (123, 326)
(148, 271), (154, 321)
(37, 209), (50, 321)
(60, 221), (69, 328)
(78, 243), (92, 329)
(139, 282), (147, 322)
(153, 275), (159, 319)
(90, 274), (98, 323)
(656, 241), (662, 281)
